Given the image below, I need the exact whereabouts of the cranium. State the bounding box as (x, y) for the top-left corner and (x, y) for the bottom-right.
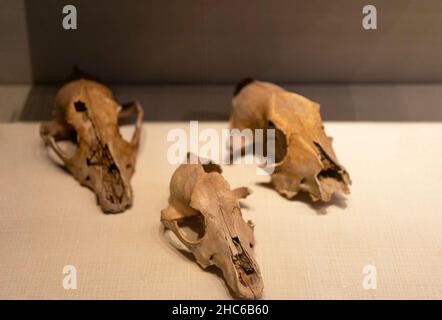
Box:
(161, 155), (263, 299)
(40, 79), (143, 213)
(230, 79), (351, 202)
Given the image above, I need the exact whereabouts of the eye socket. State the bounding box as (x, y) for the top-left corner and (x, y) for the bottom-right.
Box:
(176, 213), (206, 242)
(117, 103), (139, 143)
(266, 121), (287, 163)
(45, 125), (79, 165)
(55, 139), (78, 158)
(74, 100), (87, 112)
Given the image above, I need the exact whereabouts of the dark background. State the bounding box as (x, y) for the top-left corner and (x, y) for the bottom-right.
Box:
(1, 0), (442, 121)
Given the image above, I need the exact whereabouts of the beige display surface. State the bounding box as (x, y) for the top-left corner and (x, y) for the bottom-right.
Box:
(0, 122), (441, 299)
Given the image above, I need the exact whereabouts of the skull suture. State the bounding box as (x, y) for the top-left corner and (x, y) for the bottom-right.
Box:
(40, 79), (143, 213)
(161, 155), (263, 299)
(230, 79), (351, 202)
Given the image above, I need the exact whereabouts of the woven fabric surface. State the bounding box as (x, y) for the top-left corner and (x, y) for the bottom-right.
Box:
(0, 122), (441, 299)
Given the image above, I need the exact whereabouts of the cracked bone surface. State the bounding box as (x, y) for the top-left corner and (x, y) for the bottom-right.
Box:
(40, 79), (143, 213)
(161, 156), (263, 299)
(230, 79), (351, 202)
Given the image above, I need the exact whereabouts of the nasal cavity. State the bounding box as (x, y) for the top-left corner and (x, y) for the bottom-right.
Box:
(74, 100), (87, 112)
(108, 163), (118, 173)
(176, 213), (206, 242)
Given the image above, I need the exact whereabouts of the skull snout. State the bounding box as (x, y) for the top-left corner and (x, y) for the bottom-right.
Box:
(96, 163), (133, 214)
(99, 192), (132, 214)
(220, 235), (263, 299)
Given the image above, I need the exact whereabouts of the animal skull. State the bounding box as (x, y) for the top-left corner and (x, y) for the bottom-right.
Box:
(230, 79), (351, 202)
(161, 155), (263, 299)
(40, 79), (143, 213)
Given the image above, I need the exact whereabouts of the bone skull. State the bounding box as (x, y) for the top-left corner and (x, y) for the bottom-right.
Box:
(230, 79), (351, 202)
(161, 155), (263, 299)
(40, 79), (143, 213)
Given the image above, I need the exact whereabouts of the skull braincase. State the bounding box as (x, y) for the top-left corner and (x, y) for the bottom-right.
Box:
(230, 79), (351, 201)
(40, 79), (143, 213)
(161, 157), (263, 299)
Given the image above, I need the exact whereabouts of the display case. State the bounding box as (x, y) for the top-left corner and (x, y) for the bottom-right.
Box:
(0, 0), (441, 301)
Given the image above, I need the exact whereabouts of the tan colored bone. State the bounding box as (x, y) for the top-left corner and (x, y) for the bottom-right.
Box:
(230, 79), (351, 202)
(40, 79), (143, 213)
(161, 155), (263, 299)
